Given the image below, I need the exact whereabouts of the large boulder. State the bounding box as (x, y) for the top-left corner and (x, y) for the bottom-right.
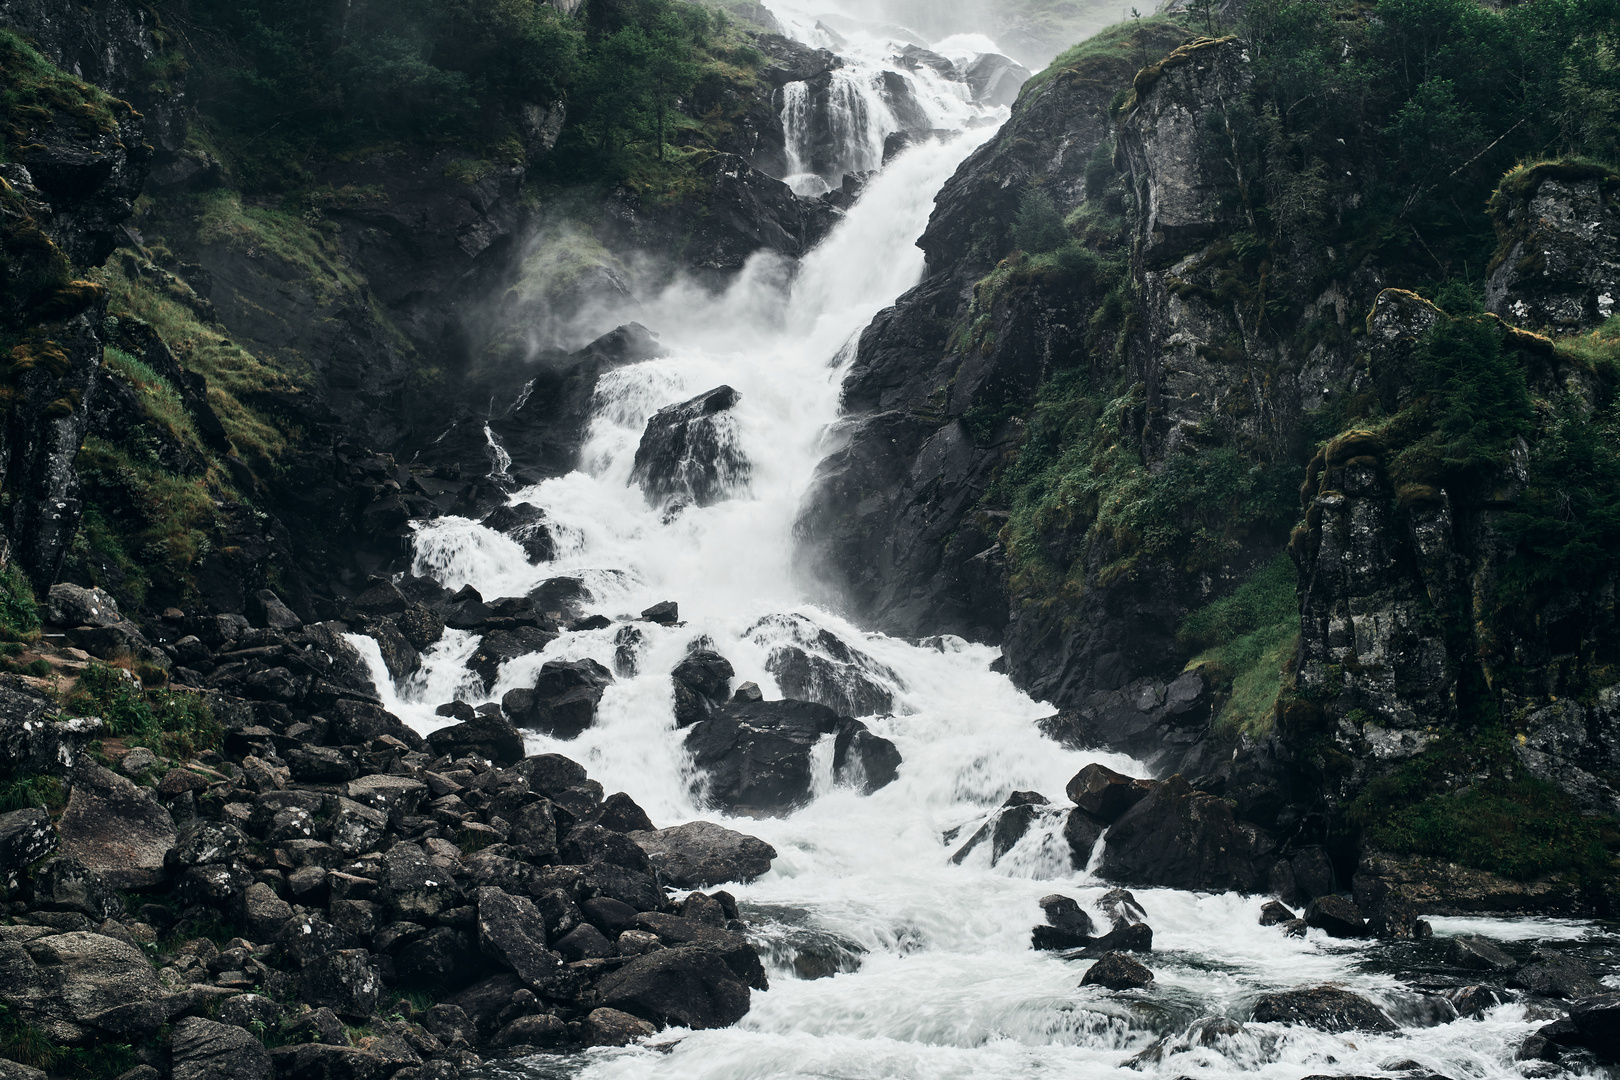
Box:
(426, 713), (526, 766)
(502, 658), (614, 739)
(1081, 952), (1154, 991)
(1065, 763), (1150, 822)
(1097, 775), (1273, 892)
(476, 886), (563, 992)
(481, 502), (556, 564)
(169, 1016), (273, 1080)
(685, 698), (903, 812)
(672, 651), (735, 728)
(0, 931), (181, 1042)
(748, 614), (897, 718)
(55, 760), (175, 889)
(1447, 935), (1518, 973)
(632, 912), (768, 989)
(468, 626), (557, 689)
(595, 947), (751, 1030)
(1250, 987), (1396, 1033)
(1569, 994), (1620, 1062)
(1304, 895), (1366, 938)
(630, 386), (748, 509)
(631, 821), (777, 887)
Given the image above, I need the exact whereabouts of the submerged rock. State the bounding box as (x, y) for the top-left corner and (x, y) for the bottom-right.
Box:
(750, 614), (898, 718)
(480, 502), (556, 563)
(672, 650), (735, 728)
(630, 385), (747, 510)
(1081, 951), (1154, 991)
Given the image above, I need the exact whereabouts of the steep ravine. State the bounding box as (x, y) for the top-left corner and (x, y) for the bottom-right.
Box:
(0, 2), (1617, 1080)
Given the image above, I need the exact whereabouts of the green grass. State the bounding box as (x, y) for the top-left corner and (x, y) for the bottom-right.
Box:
(1180, 554), (1300, 735)
(1019, 14), (1192, 100)
(0, 562), (41, 641)
(0, 773), (64, 812)
(70, 663), (221, 758)
(93, 257), (292, 461)
(0, 29), (128, 164)
(1348, 725), (1620, 883)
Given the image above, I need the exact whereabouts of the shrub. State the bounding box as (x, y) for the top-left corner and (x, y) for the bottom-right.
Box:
(1012, 189), (1070, 254)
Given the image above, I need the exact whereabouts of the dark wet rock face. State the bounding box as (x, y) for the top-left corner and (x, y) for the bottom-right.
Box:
(480, 503), (557, 564)
(750, 615), (899, 718)
(1081, 952), (1154, 991)
(1250, 988), (1397, 1034)
(685, 698), (900, 812)
(631, 386), (748, 509)
(1096, 775), (1273, 893)
(672, 650), (736, 728)
(502, 658), (614, 739)
(595, 947), (751, 1030)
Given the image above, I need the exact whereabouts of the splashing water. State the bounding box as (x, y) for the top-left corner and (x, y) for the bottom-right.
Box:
(349, 8), (1618, 1080)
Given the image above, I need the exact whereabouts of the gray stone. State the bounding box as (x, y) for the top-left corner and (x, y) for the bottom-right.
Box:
(595, 947), (751, 1030)
(583, 1007), (655, 1046)
(344, 775), (427, 818)
(0, 686), (101, 779)
(475, 886), (562, 991)
(0, 930), (180, 1042)
(268, 1044), (388, 1080)
(216, 994), (282, 1031)
(328, 798), (388, 856)
(169, 1016), (273, 1080)
(1446, 935), (1518, 973)
(0, 808), (56, 891)
(56, 760), (174, 889)
(1251, 987), (1396, 1033)
(30, 856), (121, 920)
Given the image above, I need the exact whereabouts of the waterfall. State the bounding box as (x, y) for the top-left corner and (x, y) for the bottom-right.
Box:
(348, 5), (1610, 1078)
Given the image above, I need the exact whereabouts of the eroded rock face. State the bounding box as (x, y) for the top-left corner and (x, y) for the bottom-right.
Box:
(630, 386), (748, 509)
(1487, 167), (1620, 333)
(1250, 987), (1396, 1033)
(56, 760), (175, 889)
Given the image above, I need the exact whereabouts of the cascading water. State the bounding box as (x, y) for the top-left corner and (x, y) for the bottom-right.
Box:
(357, 5), (1619, 1079)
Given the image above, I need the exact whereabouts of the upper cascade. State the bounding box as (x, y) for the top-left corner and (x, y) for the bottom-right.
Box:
(763, 3), (1029, 195)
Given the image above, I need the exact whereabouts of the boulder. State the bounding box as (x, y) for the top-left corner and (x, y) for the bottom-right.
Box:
(561, 823), (655, 874)
(1259, 901), (1296, 926)
(468, 626), (557, 689)
(1304, 896), (1366, 938)
(749, 614), (897, 717)
(583, 1007), (656, 1047)
(963, 52), (1031, 107)
(325, 699), (427, 752)
(379, 842), (462, 919)
(501, 658), (614, 739)
(595, 947), (751, 1030)
(1098, 775), (1272, 892)
(641, 601), (680, 625)
(0, 931), (179, 1042)
(672, 651), (735, 728)
(44, 584), (122, 627)
(1065, 763), (1150, 822)
(832, 719), (901, 792)
(1063, 808), (1107, 866)
(0, 808), (57, 891)
(301, 949), (384, 1019)
(426, 713), (526, 766)
(629, 386), (747, 508)
(55, 761), (175, 889)
(594, 791), (656, 833)
(480, 502), (556, 564)
(29, 856), (121, 920)
(1081, 952), (1154, 991)
(632, 911), (768, 990)
(1250, 987), (1396, 1033)
(1510, 951), (1605, 998)
(475, 886), (563, 991)
(328, 798), (388, 856)
(1569, 993), (1620, 1062)
(169, 1016), (273, 1080)
(344, 775), (428, 819)
(252, 590), (302, 631)
(494, 1012), (568, 1048)
(630, 821), (777, 887)
(684, 698), (837, 811)
(268, 1044), (388, 1080)
(1446, 935), (1518, 973)
(1039, 894), (1094, 933)
(0, 686), (101, 779)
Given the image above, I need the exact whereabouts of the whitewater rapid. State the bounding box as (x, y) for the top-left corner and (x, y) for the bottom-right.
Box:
(349, 4), (1618, 1078)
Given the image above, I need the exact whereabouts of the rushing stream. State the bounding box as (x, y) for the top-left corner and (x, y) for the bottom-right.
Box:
(352, 4), (1620, 1078)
